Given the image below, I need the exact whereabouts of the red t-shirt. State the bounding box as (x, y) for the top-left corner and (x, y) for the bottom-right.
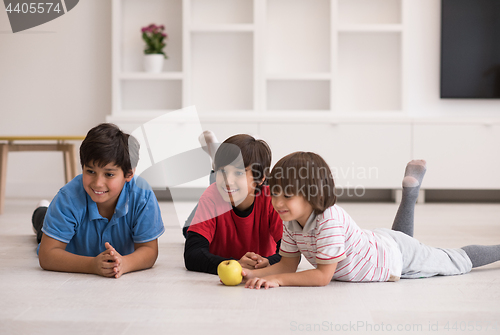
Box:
(187, 184), (283, 260)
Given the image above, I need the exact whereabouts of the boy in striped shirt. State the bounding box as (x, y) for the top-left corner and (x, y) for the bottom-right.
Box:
(243, 152), (500, 289)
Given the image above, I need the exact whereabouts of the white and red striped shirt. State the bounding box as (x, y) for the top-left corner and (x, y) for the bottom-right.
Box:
(279, 205), (402, 282)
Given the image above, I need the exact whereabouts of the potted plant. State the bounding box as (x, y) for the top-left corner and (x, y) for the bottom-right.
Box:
(141, 24), (168, 73)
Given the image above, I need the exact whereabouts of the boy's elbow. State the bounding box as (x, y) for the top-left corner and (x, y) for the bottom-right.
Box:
(148, 252), (158, 269)
(183, 244), (199, 272)
(144, 246), (159, 269)
(183, 252), (206, 273)
(38, 253), (50, 270)
(38, 249), (57, 271)
(183, 253), (196, 272)
(318, 273), (333, 286)
(319, 279), (331, 287)
(316, 263), (336, 286)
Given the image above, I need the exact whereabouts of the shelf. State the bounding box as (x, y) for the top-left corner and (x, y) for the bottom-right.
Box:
(108, 111), (418, 124)
(191, 32), (253, 111)
(338, 24), (403, 33)
(190, 24), (255, 32)
(191, 0), (253, 25)
(267, 80), (330, 111)
(108, 110), (183, 121)
(120, 72), (184, 80)
(121, 0), (182, 73)
(266, 0), (330, 73)
(113, 0), (406, 117)
(122, 80), (182, 111)
(266, 73), (331, 80)
(337, 32), (402, 112)
(338, 0), (401, 25)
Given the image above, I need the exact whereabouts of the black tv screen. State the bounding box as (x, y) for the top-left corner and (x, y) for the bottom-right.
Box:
(441, 0), (500, 98)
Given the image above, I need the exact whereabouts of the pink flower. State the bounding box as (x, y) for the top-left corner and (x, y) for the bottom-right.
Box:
(142, 23), (168, 58)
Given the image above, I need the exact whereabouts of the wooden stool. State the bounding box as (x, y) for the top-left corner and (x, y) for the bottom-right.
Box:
(0, 136), (85, 214)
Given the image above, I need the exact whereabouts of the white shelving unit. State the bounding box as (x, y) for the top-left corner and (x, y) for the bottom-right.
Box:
(107, 0), (412, 191)
(110, 0), (406, 119)
(105, 0), (500, 194)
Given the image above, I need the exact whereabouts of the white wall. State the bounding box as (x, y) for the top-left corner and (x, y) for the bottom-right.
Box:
(0, 0), (111, 198)
(1, 0), (499, 200)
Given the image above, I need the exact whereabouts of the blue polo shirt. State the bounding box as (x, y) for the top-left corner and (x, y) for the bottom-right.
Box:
(39, 175), (165, 257)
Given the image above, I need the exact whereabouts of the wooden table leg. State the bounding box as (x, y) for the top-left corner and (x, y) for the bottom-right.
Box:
(68, 143), (78, 181)
(63, 143), (78, 184)
(62, 144), (71, 184)
(0, 144), (9, 214)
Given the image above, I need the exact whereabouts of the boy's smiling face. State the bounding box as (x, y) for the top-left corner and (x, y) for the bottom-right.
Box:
(271, 190), (314, 227)
(216, 165), (260, 211)
(82, 162), (134, 216)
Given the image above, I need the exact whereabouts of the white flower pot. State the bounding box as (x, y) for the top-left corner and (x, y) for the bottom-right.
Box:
(143, 54), (164, 73)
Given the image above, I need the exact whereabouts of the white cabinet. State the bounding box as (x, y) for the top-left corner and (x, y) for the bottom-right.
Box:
(261, 122), (412, 189)
(107, 0), (500, 195)
(413, 123), (500, 190)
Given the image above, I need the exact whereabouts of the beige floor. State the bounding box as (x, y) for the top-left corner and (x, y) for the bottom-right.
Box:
(0, 198), (499, 335)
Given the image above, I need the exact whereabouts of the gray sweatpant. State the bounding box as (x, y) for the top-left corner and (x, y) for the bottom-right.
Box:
(377, 228), (473, 279)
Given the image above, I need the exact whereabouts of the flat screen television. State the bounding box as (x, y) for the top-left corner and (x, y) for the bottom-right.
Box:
(441, 0), (500, 98)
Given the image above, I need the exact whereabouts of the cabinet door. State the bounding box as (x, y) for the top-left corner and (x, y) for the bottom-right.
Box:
(413, 124), (500, 189)
(260, 123), (411, 189)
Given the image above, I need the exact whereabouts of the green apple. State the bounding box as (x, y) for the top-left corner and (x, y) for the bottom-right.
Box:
(217, 260), (243, 286)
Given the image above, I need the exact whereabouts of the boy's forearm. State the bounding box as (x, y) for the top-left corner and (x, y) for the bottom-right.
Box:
(122, 245), (158, 274)
(250, 256), (299, 277)
(39, 248), (95, 274)
(271, 268), (332, 287)
(184, 232), (227, 274)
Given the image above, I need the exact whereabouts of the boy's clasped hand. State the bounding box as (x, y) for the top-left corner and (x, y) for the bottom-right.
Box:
(239, 252), (269, 269)
(95, 242), (124, 278)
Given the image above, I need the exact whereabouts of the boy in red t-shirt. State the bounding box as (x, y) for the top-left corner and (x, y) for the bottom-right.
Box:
(184, 134), (283, 275)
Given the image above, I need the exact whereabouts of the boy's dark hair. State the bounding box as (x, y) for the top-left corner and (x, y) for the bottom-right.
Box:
(268, 152), (336, 215)
(214, 134), (272, 187)
(80, 123), (140, 176)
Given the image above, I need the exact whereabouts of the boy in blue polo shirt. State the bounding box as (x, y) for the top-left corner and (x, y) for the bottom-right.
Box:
(31, 123), (165, 278)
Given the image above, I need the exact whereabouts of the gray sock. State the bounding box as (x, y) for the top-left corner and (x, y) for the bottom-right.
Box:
(391, 160), (427, 237)
(462, 245), (500, 268)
